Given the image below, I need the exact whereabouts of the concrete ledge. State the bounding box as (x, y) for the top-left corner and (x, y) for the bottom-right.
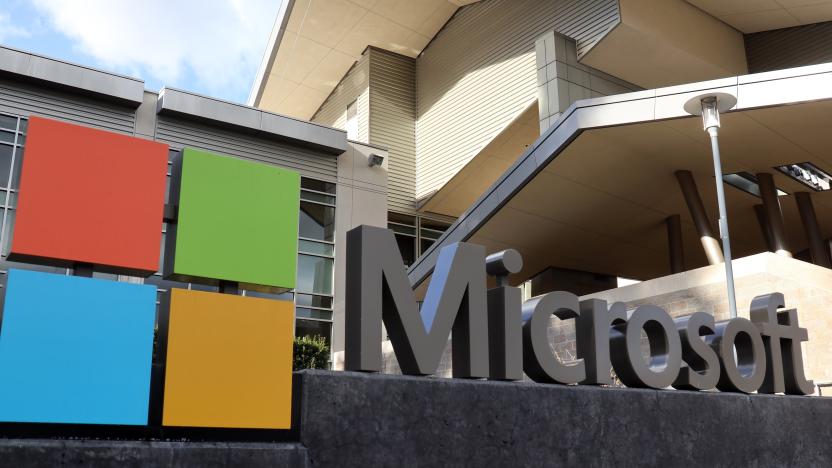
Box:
(157, 87), (347, 155)
(0, 439), (308, 467)
(296, 370), (832, 467)
(0, 46), (145, 107)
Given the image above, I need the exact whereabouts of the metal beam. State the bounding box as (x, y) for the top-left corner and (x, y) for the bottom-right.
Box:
(753, 204), (776, 252)
(756, 173), (792, 257)
(666, 214), (684, 274)
(794, 192), (831, 268)
(675, 170), (723, 265)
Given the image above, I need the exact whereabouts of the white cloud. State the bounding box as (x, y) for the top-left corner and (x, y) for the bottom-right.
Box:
(30, 0), (280, 100)
(0, 12), (32, 42)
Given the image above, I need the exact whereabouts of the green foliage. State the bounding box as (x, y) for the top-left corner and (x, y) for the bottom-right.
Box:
(293, 335), (330, 371)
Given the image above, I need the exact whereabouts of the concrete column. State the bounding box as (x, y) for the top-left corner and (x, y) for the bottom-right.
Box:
(534, 31), (639, 134)
(675, 170), (723, 265)
(753, 204), (776, 252)
(332, 141), (389, 367)
(666, 214), (684, 274)
(795, 191), (831, 268)
(756, 172), (792, 257)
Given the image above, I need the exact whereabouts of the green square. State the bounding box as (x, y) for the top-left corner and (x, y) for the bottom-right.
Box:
(166, 148), (300, 290)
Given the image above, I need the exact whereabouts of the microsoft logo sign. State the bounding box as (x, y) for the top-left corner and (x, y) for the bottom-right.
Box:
(0, 116), (299, 429)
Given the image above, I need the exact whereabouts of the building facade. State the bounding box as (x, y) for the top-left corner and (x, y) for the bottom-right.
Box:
(0, 45), (388, 355)
(251, 0), (832, 370)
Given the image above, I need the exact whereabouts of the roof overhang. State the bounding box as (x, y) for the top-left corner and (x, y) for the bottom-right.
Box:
(409, 62), (832, 288)
(249, 0), (480, 119)
(582, 0), (748, 89)
(686, 0), (832, 33)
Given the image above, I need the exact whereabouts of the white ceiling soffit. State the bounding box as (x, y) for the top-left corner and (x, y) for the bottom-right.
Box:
(582, 0), (748, 89)
(687, 0), (832, 34)
(250, 0), (480, 119)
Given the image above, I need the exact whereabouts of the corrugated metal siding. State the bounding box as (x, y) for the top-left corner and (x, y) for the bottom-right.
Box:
(415, 0), (619, 200)
(155, 116), (338, 182)
(312, 54), (370, 144)
(746, 22), (832, 73)
(0, 78), (135, 134)
(369, 49), (417, 214)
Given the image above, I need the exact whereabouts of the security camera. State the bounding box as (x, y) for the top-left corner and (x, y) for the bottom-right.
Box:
(368, 153), (384, 167)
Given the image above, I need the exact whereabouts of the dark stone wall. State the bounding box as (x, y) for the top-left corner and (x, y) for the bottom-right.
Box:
(0, 440), (308, 467)
(3, 371), (832, 467)
(295, 370), (832, 467)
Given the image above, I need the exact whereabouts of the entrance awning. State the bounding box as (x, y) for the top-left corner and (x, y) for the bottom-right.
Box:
(409, 63), (832, 288)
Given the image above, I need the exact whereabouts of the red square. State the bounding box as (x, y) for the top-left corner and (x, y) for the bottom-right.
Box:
(9, 117), (168, 276)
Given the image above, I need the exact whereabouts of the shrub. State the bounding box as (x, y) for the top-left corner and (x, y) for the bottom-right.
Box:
(293, 335), (330, 371)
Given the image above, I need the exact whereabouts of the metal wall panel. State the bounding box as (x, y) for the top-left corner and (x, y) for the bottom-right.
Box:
(368, 49), (417, 214)
(155, 117), (338, 182)
(746, 22), (832, 74)
(415, 0), (619, 200)
(0, 78), (135, 134)
(312, 53), (370, 144)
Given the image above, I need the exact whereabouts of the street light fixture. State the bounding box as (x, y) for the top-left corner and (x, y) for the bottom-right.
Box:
(683, 92), (738, 319)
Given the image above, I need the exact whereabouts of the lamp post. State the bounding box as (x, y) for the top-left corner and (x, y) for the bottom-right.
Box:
(683, 92), (738, 319)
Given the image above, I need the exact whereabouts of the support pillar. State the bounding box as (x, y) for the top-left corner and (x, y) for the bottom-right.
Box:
(756, 172), (792, 257)
(666, 214), (684, 274)
(675, 170), (723, 265)
(795, 192), (831, 268)
(753, 204), (776, 252)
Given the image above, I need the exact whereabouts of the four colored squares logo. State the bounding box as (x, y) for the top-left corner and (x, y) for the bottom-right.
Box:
(0, 116), (299, 429)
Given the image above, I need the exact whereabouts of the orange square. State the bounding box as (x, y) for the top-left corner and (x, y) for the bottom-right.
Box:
(162, 289), (294, 429)
(10, 117), (168, 275)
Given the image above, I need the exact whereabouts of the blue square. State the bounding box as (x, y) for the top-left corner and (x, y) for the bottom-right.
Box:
(0, 269), (157, 425)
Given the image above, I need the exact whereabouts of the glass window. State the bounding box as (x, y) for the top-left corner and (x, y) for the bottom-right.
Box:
(301, 190), (336, 205)
(299, 239), (334, 256)
(297, 254), (333, 295)
(396, 234), (416, 267)
(301, 178), (336, 195)
(299, 201), (335, 242)
(243, 289), (293, 301)
(0, 145), (13, 188)
(297, 307), (333, 321)
(0, 131), (14, 144)
(0, 115), (17, 132)
(345, 100), (358, 140)
(1, 210), (14, 256)
(296, 293), (333, 309)
(296, 319), (332, 346)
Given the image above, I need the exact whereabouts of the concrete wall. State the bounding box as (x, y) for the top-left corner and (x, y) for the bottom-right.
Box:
(332, 141), (388, 355)
(414, 0), (620, 201)
(535, 32), (639, 133)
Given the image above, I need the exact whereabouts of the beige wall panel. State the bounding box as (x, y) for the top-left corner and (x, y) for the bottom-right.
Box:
(583, 0), (747, 89)
(415, 0), (619, 200)
(312, 53), (370, 144)
(368, 49), (418, 214)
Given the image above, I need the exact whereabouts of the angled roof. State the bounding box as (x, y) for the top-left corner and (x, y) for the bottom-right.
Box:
(686, 0), (832, 33)
(249, 0), (479, 118)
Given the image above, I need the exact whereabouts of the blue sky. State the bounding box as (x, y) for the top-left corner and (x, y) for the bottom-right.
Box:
(0, 0), (282, 104)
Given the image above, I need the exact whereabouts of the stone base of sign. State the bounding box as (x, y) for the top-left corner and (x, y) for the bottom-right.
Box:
(0, 440), (309, 467)
(3, 370), (832, 467)
(294, 370), (832, 467)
